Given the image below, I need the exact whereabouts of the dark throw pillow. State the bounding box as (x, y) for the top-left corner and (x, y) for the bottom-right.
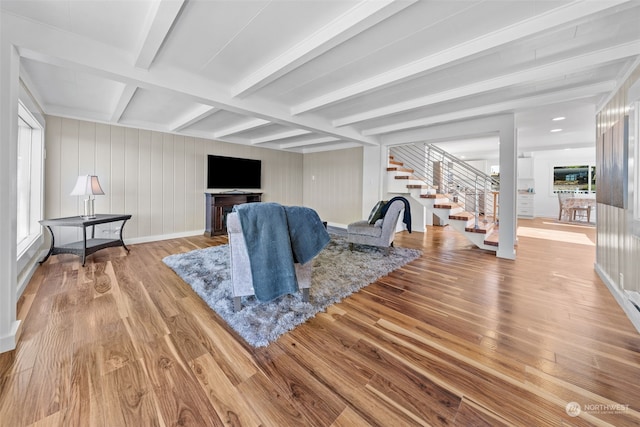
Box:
(368, 200), (387, 224)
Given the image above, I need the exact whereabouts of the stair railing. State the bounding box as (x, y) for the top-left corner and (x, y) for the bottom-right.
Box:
(389, 143), (500, 224)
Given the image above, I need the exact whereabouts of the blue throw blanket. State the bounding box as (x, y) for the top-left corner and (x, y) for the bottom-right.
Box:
(233, 203), (330, 302)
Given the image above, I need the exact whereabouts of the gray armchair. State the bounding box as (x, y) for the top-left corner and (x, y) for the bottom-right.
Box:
(347, 199), (405, 252)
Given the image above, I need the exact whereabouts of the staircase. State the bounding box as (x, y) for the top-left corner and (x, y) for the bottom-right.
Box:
(387, 143), (500, 252)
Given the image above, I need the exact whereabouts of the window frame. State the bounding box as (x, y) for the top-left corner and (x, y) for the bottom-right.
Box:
(552, 164), (596, 195)
(16, 100), (44, 264)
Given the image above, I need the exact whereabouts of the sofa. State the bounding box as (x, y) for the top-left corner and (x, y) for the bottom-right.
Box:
(226, 204), (328, 311)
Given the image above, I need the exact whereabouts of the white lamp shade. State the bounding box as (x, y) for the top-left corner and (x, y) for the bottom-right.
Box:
(70, 175), (105, 196)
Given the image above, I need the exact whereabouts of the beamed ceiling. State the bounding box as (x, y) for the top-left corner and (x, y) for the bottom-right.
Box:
(2, 0), (640, 155)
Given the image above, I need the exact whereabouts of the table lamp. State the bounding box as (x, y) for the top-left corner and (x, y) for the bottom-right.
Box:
(70, 175), (104, 219)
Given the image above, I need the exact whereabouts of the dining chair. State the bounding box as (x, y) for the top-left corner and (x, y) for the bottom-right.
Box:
(557, 192), (573, 221)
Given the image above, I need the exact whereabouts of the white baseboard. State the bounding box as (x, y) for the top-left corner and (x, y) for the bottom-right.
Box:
(125, 230), (205, 245)
(595, 263), (640, 334)
(0, 320), (21, 354)
(326, 222), (347, 230)
(16, 253), (43, 299)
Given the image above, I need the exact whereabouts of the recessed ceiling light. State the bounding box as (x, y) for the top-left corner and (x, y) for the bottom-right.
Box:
(550, 128), (563, 133)
(552, 116), (566, 121)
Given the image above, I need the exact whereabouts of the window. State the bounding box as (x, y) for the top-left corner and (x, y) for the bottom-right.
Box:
(16, 101), (44, 257)
(553, 165), (595, 194)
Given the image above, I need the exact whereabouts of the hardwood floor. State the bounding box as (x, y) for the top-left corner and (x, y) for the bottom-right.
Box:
(1, 218), (639, 426)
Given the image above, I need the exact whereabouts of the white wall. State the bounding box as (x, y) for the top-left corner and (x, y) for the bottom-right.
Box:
(530, 147), (596, 219)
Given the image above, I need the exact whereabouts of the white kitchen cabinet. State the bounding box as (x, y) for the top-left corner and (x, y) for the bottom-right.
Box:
(517, 193), (534, 218)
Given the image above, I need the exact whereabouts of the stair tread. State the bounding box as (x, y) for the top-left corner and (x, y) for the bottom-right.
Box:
(484, 229), (500, 246)
(387, 167), (414, 173)
(434, 202), (462, 209)
(420, 194), (448, 199)
(465, 221), (494, 234)
(449, 211), (474, 220)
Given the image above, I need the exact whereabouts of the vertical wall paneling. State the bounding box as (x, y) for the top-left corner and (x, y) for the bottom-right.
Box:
(595, 63), (640, 332)
(150, 131), (164, 235)
(60, 118), (79, 218)
(193, 137), (206, 231)
(44, 116), (304, 243)
(95, 123), (111, 216)
(162, 133), (174, 234)
(303, 148), (363, 225)
(77, 120), (96, 176)
(110, 126), (126, 215)
(58, 118), (79, 244)
(138, 130), (152, 237)
(173, 135), (186, 233)
(183, 136), (195, 230)
(362, 146), (383, 219)
(124, 127), (140, 238)
(78, 120), (97, 238)
(44, 116), (62, 218)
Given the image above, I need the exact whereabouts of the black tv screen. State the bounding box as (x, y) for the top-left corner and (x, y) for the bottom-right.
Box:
(207, 155), (261, 189)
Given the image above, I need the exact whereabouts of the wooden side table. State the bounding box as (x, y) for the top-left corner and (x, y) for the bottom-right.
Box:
(39, 214), (132, 266)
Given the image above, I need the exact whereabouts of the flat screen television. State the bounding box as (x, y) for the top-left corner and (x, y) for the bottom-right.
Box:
(207, 155), (261, 189)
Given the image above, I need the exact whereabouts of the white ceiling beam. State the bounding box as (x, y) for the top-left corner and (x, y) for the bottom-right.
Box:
(335, 41), (640, 127)
(169, 105), (217, 131)
(301, 141), (362, 154)
(110, 84), (137, 123)
(291, 0), (631, 115)
(363, 81), (617, 135)
(279, 137), (339, 149)
(231, 0), (416, 98)
(213, 118), (271, 138)
(135, 0), (185, 69)
(251, 129), (311, 144)
(5, 13), (380, 147)
(381, 114), (513, 146)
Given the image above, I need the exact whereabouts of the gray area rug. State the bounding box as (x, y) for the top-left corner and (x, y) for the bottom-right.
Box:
(163, 235), (421, 347)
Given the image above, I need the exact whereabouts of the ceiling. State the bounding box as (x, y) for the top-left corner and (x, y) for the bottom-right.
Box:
(2, 0), (640, 155)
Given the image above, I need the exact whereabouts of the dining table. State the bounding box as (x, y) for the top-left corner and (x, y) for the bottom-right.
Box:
(563, 197), (596, 222)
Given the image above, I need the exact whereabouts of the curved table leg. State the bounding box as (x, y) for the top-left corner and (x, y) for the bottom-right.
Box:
(119, 219), (131, 252)
(81, 226), (87, 267)
(39, 225), (55, 264)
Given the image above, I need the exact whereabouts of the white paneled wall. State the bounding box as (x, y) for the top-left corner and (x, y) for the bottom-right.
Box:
(594, 64), (640, 332)
(45, 116), (303, 243)
(596, 65), (640, 295)
(303, 148), (363, 226)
